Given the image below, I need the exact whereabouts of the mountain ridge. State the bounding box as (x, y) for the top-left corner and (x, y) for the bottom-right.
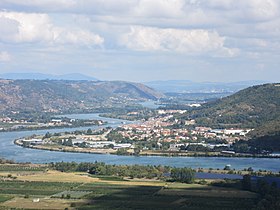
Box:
(0, 73), (99, 81)
(182, 83), (280, 136)
(0, 79), (164, 114)
(144, 80), (268, 93)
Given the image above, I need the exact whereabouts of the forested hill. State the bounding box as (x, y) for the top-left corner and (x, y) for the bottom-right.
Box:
(0, 79), (164, 114)
(185, 83), (280, 136)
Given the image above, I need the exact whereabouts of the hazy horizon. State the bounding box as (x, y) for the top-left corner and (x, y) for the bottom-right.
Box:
(0, 1), (280, 83)
(0, 72), (272, 84)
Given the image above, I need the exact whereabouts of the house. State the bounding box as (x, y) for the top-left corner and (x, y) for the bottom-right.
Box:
(22, 138), (43, 146)
(87, 141), (113, 148)
(51, 119), (62, 123)
(169, 143), (184, 151)
(114, 143), (132, 149)
(223, 129), (244, 135)
(72, 139), (85, 145)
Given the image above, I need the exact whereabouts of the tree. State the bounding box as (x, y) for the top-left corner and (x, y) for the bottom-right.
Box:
(86, 128), (93, 135)
(171, 167), (195, 183)
(242, 174), (252, 191)
(134, 147), (141, 156)
(63, 139), (73, 146)
(257, 179), (270, 197)
(43, 132), (51, 139)
(116, 148), (129, 155)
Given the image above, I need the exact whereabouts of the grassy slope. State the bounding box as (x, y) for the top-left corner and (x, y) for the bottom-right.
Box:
(185, 83), (280, 134)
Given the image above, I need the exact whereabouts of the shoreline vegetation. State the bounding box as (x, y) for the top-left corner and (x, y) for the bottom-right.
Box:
(14, 138), (280, 159)
(0, 119), (106, 133)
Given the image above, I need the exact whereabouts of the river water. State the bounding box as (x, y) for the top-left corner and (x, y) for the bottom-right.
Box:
(0, 113), (279, 172)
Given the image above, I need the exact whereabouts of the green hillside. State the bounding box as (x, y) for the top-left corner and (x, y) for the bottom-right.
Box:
(185, 83), (280, 136)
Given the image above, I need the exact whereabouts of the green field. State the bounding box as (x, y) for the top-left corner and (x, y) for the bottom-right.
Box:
(78, 183), (257, 210)
(89, 175), (127, 181)
(0, 177), (259, 210)
(0, 195), (13, 203)
(51, 190), (92, 199)
(0, 180), (80, 196)
(0, 164), (264, 209)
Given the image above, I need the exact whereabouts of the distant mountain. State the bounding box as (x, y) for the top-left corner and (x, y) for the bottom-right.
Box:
(0, 73), (98, 81)
(0, 79), (164, 114)
(144, 80), (268, 93)
(183, 83), (280, 136)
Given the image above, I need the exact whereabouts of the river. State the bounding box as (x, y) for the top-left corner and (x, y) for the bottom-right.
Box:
(0, 113), (279, 172)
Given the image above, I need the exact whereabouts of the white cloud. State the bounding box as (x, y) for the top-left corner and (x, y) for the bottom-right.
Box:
(2, 0), (279, 20)
(1, 1), (279, 33)
(132, 0), (185, 18)
(204, 0), (235, 10)
(120, 26), (238, 57)
(0, 0), (136, 14)
(204, 0), (280, 21)
(0, 0), (76, 11)
(255, 18), (280, 37)
(0, 12), (104, 46)
(245, 0), (279, 21)
(0, 0), (279, 82)
(0, 16), (20, 42)
(0, 51), (11, 62)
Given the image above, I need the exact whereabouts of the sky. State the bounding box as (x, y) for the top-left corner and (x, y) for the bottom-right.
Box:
(0, 0), (279, 82)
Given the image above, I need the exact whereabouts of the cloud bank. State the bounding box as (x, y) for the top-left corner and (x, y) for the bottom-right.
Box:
(120, 26), (238, 57)
(0, 0), (279, 82)
(0, 12), (104, 46)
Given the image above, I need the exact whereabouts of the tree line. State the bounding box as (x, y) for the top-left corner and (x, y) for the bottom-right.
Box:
(49, 161), (195, 183)
(242, 175), (280, 209)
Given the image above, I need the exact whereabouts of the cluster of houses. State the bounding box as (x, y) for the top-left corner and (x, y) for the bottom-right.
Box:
(192, 127), (251, 143)
(20, 132), (132, 150)
(18, 109), (251, 153)
(0, 117), (70, 131)
(120, 116), (180, 141)
(0, 117), (28, 131)
(169, 142), (231, 152)
(119, 115), (251, 143)
(70, 139), (132, 149)
(116, 112), (251, 151)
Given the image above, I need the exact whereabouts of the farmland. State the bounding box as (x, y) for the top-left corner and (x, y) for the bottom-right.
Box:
(0, 164), (262, 210)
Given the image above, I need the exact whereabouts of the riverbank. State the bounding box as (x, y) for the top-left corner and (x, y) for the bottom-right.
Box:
(0, 121), (106, 133)
(14, 138), (280, 159)
(14, 139), (115, 155)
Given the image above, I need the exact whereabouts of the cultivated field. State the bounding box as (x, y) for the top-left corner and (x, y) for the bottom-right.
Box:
(0, 164), (258, 210)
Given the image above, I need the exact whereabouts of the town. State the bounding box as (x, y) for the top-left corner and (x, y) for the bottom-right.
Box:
(15, 109), (253, 157)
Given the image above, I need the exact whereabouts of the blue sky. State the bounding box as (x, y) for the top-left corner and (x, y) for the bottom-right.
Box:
(0, 0), (279, 82)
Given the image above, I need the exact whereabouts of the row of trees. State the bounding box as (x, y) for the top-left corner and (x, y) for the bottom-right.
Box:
(50, 161), (195, 182)
(50, 161), (171, 179)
